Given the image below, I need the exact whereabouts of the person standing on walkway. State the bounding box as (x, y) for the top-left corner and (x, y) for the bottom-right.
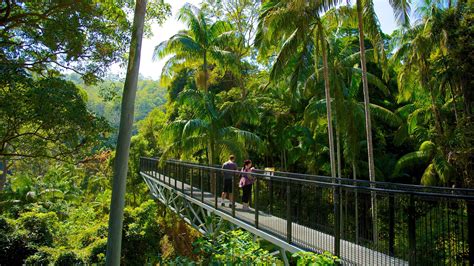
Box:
(239, 159), (255, 211)
(221, 155), (237, 207)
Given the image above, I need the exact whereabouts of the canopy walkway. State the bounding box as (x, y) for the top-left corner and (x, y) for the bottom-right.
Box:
(140, 157), (474, 265)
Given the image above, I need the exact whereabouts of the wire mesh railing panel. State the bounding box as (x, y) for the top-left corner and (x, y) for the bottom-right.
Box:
(256, 175), (289, 242)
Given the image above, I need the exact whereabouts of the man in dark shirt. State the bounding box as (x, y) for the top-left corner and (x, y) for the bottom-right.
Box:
(221, 155), (237, 207)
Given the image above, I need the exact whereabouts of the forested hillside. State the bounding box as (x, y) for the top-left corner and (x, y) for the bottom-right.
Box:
(65, 73), (167, 144)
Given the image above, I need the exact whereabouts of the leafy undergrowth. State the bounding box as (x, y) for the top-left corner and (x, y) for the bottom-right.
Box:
(293, 251), (340, 265)
(0, 160), (200, 265)
(162, 228), (339, 265)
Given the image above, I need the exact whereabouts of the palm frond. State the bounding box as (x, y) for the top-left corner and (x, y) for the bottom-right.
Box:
(393, 124), (409, 146)
(153, 33), (202, 60)
(183, 119), (209, 138)
(160, 120), (187, 141)
(395, 103), (417, 119)
(181, 135), (209, 159)
(177, 89), (204, 107)
(389, 0), (411, 27)
(351, 67), (390, 96)
(432, 154), (454, 184)
(368, 103), (402, 127)
(225, 127), (263, 151)
(420, 163), (437, 185)
(220, 99), (260, 126)
(159, 56), (185, 87)
(209, 20), (233, 38)
(392, 150), (432, 178)
(215, 139), (245, 163)
(177, 3), (206, 42)
(269, 28), (300, 82)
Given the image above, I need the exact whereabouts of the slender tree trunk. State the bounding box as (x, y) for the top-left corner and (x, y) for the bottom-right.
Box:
(336, 124), (344, 237)
(105, 1), (147, 265)
(336, 125), (342, 178)
(318, 22), (336, 178)
(357, 0), (378, 245)
(209, 136), (216, 193)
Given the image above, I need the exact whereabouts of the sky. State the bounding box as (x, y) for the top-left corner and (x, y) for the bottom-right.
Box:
(115, 0), (399, 80)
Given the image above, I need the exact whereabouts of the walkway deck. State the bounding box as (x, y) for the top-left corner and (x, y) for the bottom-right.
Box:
(141, 170), (408, 265)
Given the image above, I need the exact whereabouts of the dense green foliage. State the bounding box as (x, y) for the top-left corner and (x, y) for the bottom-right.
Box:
(155, 0), (473, 189)
(0, 68), (109, 160)
(293, 251), (340, 266)
(0, 160), (157, 265)
(0, 156), (201, 265)
(1, 0), (472, 264)
(192, 229), (281, 265)
(163, 229), (340, 265)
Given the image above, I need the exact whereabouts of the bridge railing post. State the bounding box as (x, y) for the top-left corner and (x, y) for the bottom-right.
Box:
(139, 157), (142, 173)
(174, 163), (177, 190)
(232, 173), (236, 217)
(334, 185), (341, 259)
(190, 168), (193, 198)
(147, 158), (150, 176)
(166, 162), (169, 183)
(269, 176), (273, 214)
(214, 168), (218, 209)
(286, 181), (292, 243)
(255, 176), (259, 228)
(181, 164), (185, 193)
(200, 168), (204, 203)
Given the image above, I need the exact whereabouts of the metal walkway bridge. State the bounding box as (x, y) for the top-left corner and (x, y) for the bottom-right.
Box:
(140, 157), (474, 265)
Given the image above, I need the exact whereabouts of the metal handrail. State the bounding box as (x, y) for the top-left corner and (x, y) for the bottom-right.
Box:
(164, 158), (474, 193)
(145, 157), (474, 199)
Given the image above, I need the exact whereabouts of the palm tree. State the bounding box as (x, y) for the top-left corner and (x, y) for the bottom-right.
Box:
(256, 0), (341, 178)
(154, 3), (235, 93)
(160, 89), (262, 167)
(352, 0), (410, 244)
(106, 0), (147, 264)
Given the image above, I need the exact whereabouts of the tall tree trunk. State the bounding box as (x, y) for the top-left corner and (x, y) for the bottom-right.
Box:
(357, 0), (378, 245)
(208, 135), (216, 194)
(105, 1), (147, 265)
(318, 22), (336, 178)
(336, 125), (342, 178)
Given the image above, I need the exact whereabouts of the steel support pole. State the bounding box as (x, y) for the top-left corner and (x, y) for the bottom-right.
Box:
(334, 186), (341, 259)
(286, 182), (292, 243)
(255, 177), (259, 228)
